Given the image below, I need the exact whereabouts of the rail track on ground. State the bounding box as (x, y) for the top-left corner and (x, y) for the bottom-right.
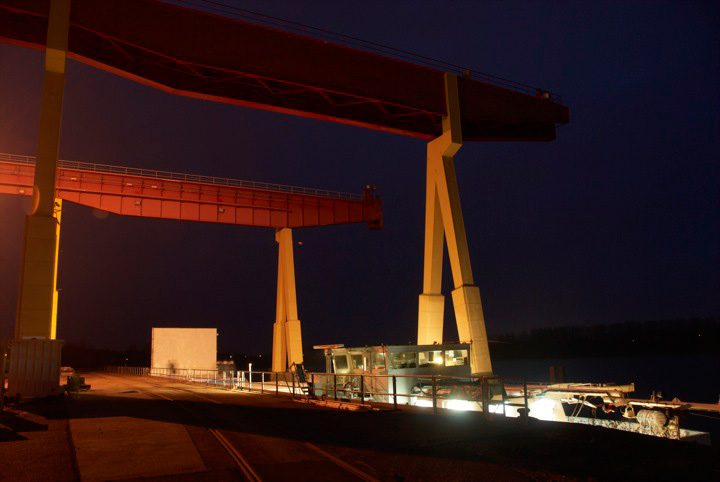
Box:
(97, 373), (378, 482)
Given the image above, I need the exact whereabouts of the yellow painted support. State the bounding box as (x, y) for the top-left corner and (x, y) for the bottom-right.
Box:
(50, 198), (62, 339)
(272, 228), (304, 372)
(15, 0), (70, 340)
(417, 73), (492, 374)
(272, 256), (287, 372)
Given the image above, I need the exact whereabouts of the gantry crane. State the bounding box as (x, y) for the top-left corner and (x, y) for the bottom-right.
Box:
(0, 153), (382, 371)
(0, 0), (568, 375)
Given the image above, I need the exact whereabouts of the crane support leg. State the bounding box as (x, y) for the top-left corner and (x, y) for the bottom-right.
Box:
(417, 73), (492, 375)
(417, 162), (446, 344)
(272, 252), (287, 372)
(272, 228), (304, 372)
(15, 0), (70, 340)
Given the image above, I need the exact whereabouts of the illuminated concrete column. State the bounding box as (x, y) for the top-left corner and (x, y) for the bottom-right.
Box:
(50, 198), (62, 339)
(417, 73), (492, 374)
(15, 0), (71, 340)
(271, 255), (287, 372)
(417, 179), (445, 344)
(272, 228), (304, 372)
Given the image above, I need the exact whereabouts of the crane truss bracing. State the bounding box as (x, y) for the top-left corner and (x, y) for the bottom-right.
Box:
(0, 0), (568, 141)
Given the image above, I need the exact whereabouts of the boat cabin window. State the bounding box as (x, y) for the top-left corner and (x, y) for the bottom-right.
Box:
(390, 351), (417, 369)
(372, 352), (386, 370)
(351, 354), (364, 370)
(334, 355), (349, 371)
(445, 349), (469, 366)
(419, 350), (444, 367)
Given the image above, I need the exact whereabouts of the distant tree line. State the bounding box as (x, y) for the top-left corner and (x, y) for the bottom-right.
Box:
(59, 342), (151, 370)
(56, 342), (273, 372)
(5, 318), (716, 370)
(489, 317), (719, 359)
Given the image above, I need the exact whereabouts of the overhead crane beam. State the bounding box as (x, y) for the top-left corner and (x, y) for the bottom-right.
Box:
(0, 154), (383, 230)
(0, 0), (568, 141)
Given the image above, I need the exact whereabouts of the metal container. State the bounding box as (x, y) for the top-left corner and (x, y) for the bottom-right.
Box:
(7, 339), (64, 399)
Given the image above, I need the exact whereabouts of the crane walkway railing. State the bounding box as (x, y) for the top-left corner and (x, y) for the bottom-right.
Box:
(0, 153), (362, 201)
(105, 365), (530, 420)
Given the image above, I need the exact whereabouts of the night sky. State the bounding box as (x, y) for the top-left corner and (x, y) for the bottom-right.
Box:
(0, 0), (718, 355)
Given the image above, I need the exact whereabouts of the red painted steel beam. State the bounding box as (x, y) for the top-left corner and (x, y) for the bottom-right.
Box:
(0, 155), (382, 229)
(0, 0), (568, 141)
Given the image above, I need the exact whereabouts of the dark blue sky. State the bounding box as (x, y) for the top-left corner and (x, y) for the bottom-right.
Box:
(1, 0), (718, 353)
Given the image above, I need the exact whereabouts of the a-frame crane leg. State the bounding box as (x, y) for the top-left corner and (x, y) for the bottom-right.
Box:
(417, 73), (492, 375)
(272, 228), (304, 372)
(15, 0), (70, 340)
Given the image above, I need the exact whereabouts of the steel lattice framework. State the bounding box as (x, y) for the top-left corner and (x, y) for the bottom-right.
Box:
(0, 0), (568, 141)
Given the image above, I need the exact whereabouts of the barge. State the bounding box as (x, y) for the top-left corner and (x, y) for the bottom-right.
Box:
(314, 343), (718, 445)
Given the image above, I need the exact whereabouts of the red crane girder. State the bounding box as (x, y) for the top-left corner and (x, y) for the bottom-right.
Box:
(0, 0), (568, 141)
(0, 154), (382, 229)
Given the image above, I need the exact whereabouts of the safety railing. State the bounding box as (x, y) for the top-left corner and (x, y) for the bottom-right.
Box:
(147, 366), (277, 392)
(306, 372), (529, 417)
(105, 366), (529, 418)
(0, 152), (362, 201)
(105, 366), (150, 376)
(107, 366), (300, 396)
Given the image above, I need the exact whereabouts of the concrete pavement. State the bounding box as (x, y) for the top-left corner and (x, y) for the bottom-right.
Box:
(1, 373), (719, 481)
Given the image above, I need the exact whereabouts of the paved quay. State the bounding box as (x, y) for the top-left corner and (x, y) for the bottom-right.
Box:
(1, 373), (719, 481)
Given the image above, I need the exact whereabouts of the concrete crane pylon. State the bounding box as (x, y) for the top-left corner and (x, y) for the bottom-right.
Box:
(14, 0), (70, 341)
(418, 74), (492, 375)
(272, 228), (302, 371)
